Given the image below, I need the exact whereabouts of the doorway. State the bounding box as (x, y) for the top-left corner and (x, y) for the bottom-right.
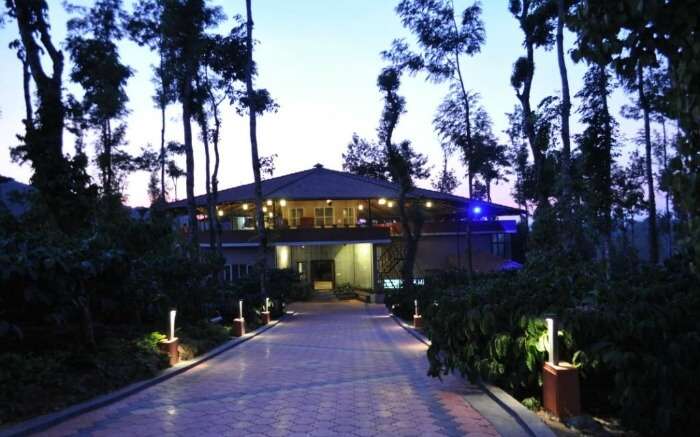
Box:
(310, 260), (335, 290)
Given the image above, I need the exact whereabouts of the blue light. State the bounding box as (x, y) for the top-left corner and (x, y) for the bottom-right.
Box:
(472, 206), (482, 215)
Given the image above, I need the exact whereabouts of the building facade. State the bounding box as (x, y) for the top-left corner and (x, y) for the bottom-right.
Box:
(170, 164), (523, 298)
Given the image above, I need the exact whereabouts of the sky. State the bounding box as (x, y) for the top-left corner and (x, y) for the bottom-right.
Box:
(0, 0), (644, 208)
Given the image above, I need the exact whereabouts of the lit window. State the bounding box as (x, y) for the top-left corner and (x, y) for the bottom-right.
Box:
(290, 208), (304, 227)
(341, 208), (356, 226)
(314, 207), (333, 227)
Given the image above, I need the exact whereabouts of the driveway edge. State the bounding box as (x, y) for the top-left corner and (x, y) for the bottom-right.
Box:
(0, 312), (295, 437)
(387, 310), (555, 437)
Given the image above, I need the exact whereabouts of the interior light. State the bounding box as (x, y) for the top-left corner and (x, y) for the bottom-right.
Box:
(262, 206), (268, 213)
(268, 212), (273, 218)
(217, 210), (224, 217)
(279, 199), (287, 207)
(426, 201), (433, 208)
(378, 198), (387, 205)
(326, 199), (332, 205)
(242, 203), (249, 210)
(358, 204), (364, 211)
(387, 201), (394, 208)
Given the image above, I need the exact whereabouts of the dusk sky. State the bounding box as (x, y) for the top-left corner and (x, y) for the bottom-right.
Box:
(0, 0), (643, 208)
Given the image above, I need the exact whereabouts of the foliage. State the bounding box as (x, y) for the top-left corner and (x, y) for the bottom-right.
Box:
(420, 253), (700, 435)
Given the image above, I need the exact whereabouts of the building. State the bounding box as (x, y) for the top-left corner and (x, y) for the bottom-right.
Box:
(169, 164), (523, 300)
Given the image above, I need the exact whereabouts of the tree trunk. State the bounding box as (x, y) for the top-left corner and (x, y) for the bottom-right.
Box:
(21, 56), (33, 129)
(600, 65), (613, 272)
(199, 112), (216, 250)
(77, 296), (96, 353)
(399, 197), (424, 293)
(210, 96), (224, 259)
(182, 80), (198, 248)
(638, 64), (659, 264)
(556, 0), (572, 211)
(245, 0), (268, 298)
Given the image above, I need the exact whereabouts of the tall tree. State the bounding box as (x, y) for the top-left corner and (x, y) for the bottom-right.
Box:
(67, 0), (133, 198)
(555, 0), (573, 206)
(376, 67), (429, 291)
(432, 150), (458, 194)
(6, 0), (93, 232)
(128, 0), (177, 204)
(509, 0), (555, 206)
(388, 0), (485, 198)
(160, 0), (223, 247)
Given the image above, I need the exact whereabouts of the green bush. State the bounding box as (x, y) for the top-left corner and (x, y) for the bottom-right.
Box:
(422, 254), (700, 435)
(177, 322), (231, 360)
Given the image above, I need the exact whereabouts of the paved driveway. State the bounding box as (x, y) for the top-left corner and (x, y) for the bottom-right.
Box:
(37, 301), (501, 436)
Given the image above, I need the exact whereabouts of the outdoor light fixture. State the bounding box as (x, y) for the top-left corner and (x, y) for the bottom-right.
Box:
(279, 199), (287, 207)
(378, 198), (387, 205)
(546, 316), (559, 365)
(326, 199), (332, 205)
(169, 309), (177, 341)
(358, 204), (364, 211)
(266, 199), (273, 206)
(265, 297), (270, 312)
(262, 206), (268, 213)
(268, 212), (273, 218)
(239, 300), (244, 319)
(426, 201), (433, 208)
(414, 299), (419, 317)
(242, 203), (249, 210)
(217, 210), (224, 217)
(472, 205), (482, 215)
(387, 201), (394, 208)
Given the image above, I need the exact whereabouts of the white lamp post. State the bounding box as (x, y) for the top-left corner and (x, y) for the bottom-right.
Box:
(169, 309), (177, 341)
(239, 299), (244, 320)
(414, 299), (419, 317)
(546, 316), (559, 365)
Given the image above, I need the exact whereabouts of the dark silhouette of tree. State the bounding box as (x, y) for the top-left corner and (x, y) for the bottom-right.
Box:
(555, 0), (573, 210)
(505, 107), (531, 218)
(342, 134), (391, 181)
(376, 67), (429, 291)
(432, 151), (458, 194)
(67, 0), (133, 199)
(388, 0), (485, 198)
(509, 0), (555, 207)
(127, 0), (178, 205)
(5, 0), (95, 233)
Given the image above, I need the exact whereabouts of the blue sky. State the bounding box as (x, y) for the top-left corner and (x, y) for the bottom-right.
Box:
(0, 0), (643, 207)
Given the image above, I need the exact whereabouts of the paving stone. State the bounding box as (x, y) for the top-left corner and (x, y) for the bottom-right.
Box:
(34, 301), (500, 436)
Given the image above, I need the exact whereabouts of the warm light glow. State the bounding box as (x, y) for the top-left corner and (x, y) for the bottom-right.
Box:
(268, 212), (273, 218)
(242, 203), (249, 210)
(426, 201), (433, 208)
(279, 199), (287, 207)
(217, 210), (224, 217)
(169, 309), (177, 341)
(326, 199), (332, 205)
(262, 206), (268, 213)
(358, 204), (364, 211)
(378, 198), (387, 205)
(266, 199), (273, 206)
(387, 201), (394, 208)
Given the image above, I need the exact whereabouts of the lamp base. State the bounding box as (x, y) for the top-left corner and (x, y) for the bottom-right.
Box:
(158, 338), (180, 366)
(543, 362), (581, 419)
(261, 311), (271, 325)
(233, 318), (245, 337)
(413, 315), (423, 329)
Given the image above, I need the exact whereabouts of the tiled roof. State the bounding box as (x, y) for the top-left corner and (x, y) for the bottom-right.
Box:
(169, 165), (522, 216)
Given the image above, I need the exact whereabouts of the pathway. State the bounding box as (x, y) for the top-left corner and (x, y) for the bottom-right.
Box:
(37, 301), (505, 436)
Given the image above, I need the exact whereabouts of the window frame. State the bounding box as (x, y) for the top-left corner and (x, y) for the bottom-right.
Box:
(289, 207), (304, 227)
(314, 207), (334, 227)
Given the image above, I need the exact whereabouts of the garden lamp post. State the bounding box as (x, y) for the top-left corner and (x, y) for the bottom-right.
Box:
(261, 297), (271, 325)
(413, 299), (423, 329)
(542, 315), (581, 419)
(233, 299), (245, 337)
(546, 316), (559, 365)
(158, 308), (180, 365)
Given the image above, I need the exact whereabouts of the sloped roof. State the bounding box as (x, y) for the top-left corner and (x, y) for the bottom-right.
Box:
(169, 164), (522, 216)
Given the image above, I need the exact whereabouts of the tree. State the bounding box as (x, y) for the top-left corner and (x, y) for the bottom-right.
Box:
(432, 151), (458, 194)
(575, 65), (617, 268)
(127, 0), (178, 205)
(555, 0), (573, 208)
(388, 0), (485, 198)
(505, 107), (531, 217)
(259, 154), (277, 180)
(67, 0), (133, 198)
(5, 0), (94, 233)
(376, 67), (429, 291)
(509, 0), (556, 206)
(159, 0), (223, 248)
(342, 134), (390, 181)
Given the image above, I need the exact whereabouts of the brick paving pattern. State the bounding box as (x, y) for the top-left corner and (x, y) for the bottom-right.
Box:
(36, 301), (500, 436)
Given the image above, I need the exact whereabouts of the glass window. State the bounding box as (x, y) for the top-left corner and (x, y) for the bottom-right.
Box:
(341, 208), (356, 226)
(314, 207), (333, 227)
(290, 208), (304, 227)
(491, 233), (507, 258)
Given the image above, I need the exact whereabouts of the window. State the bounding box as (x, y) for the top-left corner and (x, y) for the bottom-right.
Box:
(314, 207), (333, 227)
(224, 265), (233, 282)
(491, 233), (507, 258)
(225, 264), (252, 281)
(290, 208), (304, 227)
(341, 207), (356, 226)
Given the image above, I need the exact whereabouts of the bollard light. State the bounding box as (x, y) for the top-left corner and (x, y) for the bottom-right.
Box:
(414, 299), (419, 317)
(265, 297), (270, 312)
(239, 300), (244, 320)
(169, 309), (177, 341)
(546, 316), (559, 365)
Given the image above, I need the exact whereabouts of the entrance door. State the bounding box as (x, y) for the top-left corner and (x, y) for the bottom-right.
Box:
(310, 260), (335, 290)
